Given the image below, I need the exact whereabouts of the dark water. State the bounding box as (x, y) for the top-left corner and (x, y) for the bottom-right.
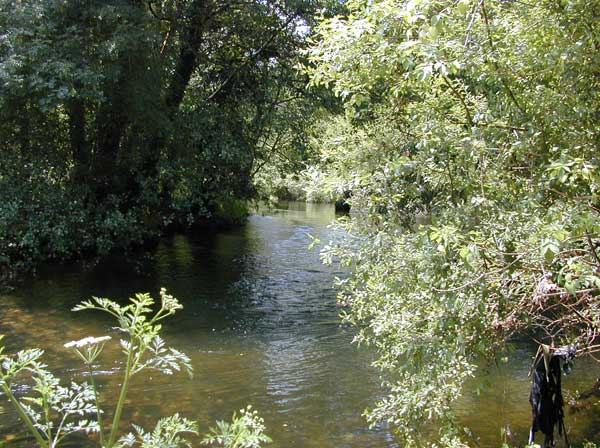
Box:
(0, 201), (599, 447)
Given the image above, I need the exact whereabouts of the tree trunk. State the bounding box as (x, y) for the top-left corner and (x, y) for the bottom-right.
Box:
(142, 0), (209, 205)
(165, 0), (208, 117)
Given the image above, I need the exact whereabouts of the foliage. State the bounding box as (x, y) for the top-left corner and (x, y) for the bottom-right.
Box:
(0, 289), (271, 448)
(211, 197), (250, 227)
(306, 0), (600, 445)
(202, 406), (272, 448)
(253, 164), (334, 203)
(117, 414), (198, 448)
(0, 339), (98, 448)
(72, 288), (192, 447)
(0, 0), (337, 279)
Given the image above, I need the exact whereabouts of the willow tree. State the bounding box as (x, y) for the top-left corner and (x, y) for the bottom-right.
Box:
(306, 0), (600, 445)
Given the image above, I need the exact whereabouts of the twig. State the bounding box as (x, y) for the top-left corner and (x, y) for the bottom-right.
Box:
(536, 288), (599, 299)
(464, 0), (484, 47)
(442, 75), (473, 128)
(160, 25), (172, 55)
(586, 232), (600, 266)
(203, 15), (295, 103)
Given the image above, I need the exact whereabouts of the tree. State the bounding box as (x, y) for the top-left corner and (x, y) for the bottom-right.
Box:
(306, 0), (600, 445)
(0, 0), (333, 276)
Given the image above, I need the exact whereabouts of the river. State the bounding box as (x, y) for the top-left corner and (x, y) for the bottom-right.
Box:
(0, 202), (599, 447)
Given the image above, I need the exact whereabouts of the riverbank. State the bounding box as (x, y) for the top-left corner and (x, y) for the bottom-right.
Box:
(0, 195), (250, 288)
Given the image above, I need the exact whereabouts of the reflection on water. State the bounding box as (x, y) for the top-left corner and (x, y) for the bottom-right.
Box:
(0, 201), (599, 447)
(0, 202), (395, 447)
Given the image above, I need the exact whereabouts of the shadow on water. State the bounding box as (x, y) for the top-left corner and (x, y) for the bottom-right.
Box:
(1, 201), (599, 446)
(0, 202), (397, 448)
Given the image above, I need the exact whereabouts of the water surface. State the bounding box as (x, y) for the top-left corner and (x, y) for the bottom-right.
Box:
(0, 202), (599, 446)
(0, 202), (396, 447)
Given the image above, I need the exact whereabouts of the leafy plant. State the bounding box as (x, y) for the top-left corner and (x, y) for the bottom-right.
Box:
(0, 289), (271, 448)
(305, 0), (600, 445)
(117, 414), (198, 448)
(0, 337), (99, 448)
(69, 288), (192, 447)
(202, 406), (272, 448)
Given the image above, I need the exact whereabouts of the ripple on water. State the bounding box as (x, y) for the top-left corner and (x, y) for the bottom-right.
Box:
(1, 202), (598, 447)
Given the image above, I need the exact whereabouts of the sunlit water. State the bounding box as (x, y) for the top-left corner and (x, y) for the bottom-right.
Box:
(0, 202), (599, 447)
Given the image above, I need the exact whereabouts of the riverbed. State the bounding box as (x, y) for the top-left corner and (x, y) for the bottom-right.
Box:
(0, 202), (599, 446)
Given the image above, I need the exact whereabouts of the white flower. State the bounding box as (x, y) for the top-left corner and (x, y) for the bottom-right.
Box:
(64, 336), (112, 349)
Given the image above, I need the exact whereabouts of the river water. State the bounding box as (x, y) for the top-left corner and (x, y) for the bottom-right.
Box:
(0, 201), (599, 447)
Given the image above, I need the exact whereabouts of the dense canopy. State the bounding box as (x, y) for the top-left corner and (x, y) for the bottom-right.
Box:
(0, 0), (335, 276)
(1, 0), (600, 446)
(305, 0), (600, 444)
